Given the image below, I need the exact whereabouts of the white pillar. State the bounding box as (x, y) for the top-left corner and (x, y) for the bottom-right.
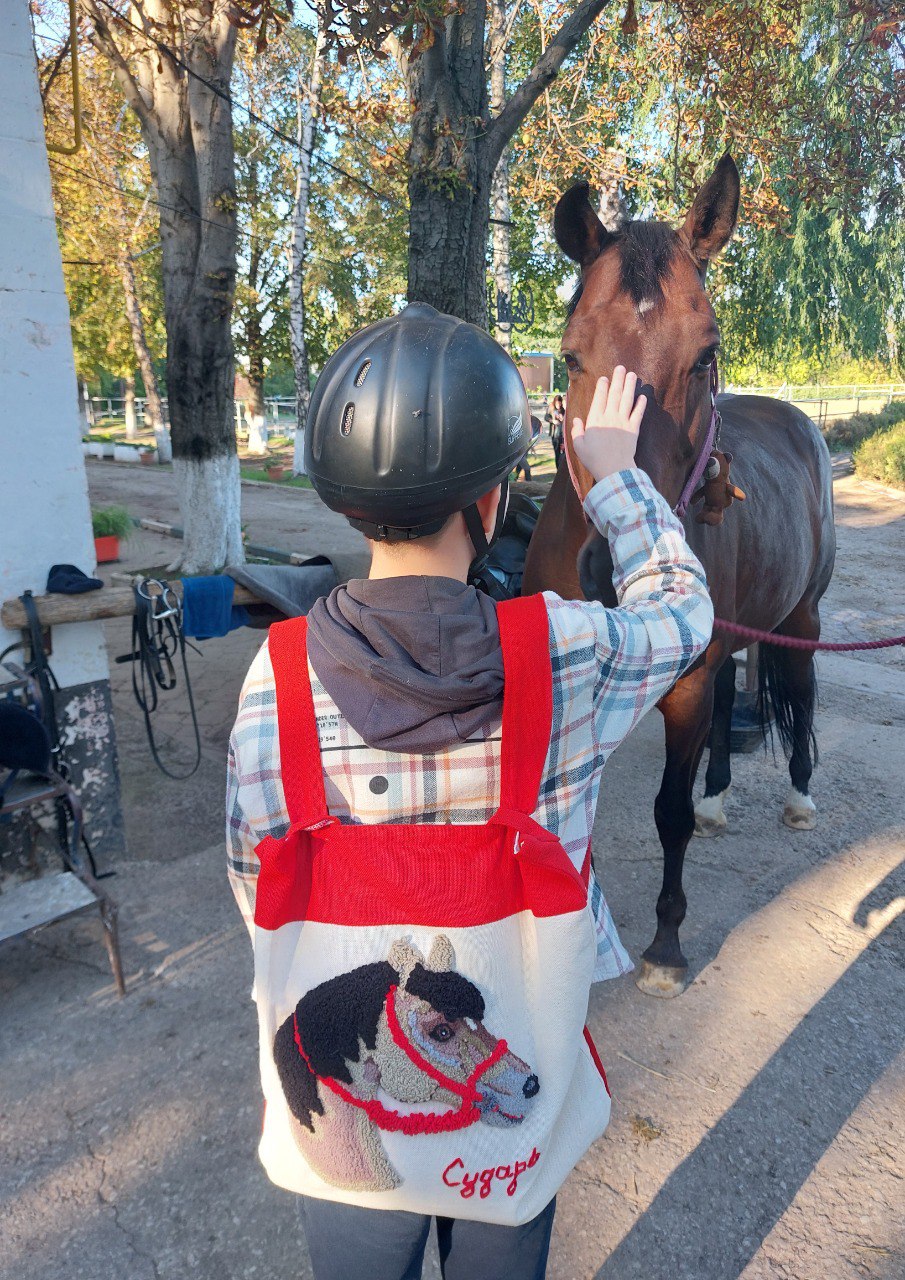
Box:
(0, 1), (124, 865)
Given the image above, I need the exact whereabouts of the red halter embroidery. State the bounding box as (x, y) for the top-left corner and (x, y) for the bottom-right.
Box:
(293, 985), (510, 1136)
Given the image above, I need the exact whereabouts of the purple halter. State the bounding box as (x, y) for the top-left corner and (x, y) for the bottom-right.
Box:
(674, 359), (721, 519)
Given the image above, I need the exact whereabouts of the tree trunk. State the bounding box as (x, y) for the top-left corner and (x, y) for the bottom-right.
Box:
(123, 374), (137, 439)
(402, 0), (612, 326)
(597, 148), (627, 231)
(87, 1), (242, 572)
(407, 18), (492, 328)
(150, 19), (241, 571)
(290, 27), (327, 476)
(117, 242), (165, 442)
(489, 0), (511, 351)
(244, 313), (269, 455)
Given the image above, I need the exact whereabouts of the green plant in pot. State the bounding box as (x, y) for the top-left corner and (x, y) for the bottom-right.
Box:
(92, 505), (133, 564)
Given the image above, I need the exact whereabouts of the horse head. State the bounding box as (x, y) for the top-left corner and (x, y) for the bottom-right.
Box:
(273, 934), (539, 1192)
(553, 154), (740, 600)
(380, 936), (540, 1129)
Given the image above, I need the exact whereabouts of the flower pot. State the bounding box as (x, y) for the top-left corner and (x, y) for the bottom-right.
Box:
(266, 466), (286, 482)
(140, 450), (157, 466)
(114, 445), (140, 463)
(94, 535), (119, 564)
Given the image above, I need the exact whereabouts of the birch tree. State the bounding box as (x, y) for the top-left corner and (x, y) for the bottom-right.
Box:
(290, 26), (328, 475)
(83, 0), (243, 572)
(488, 0), (514, 352)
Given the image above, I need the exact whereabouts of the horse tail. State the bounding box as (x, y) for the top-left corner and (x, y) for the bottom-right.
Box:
(757, 638), (818, 766)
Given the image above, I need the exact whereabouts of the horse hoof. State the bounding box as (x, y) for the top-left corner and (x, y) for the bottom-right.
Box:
(694, 790), (728, 838)
(635, 959), (689, 999)
(783, 788), (817, 831)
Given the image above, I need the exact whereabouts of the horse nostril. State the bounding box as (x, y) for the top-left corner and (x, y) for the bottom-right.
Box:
(523, 1074), (540, 1099)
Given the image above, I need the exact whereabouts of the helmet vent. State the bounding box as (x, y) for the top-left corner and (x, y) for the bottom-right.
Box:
(354, 359), (372, 387)
(341, 403), (355, 436)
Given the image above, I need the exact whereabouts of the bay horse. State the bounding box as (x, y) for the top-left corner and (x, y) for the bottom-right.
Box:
(523, 154), (836, 997)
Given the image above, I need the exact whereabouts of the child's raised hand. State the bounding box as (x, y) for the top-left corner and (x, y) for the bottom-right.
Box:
(571, 367), (647, 482)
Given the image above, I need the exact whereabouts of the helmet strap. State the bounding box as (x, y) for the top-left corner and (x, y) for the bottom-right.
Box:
(464, 479), (509, 575)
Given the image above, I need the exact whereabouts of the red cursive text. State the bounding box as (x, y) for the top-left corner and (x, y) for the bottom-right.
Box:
(442, 1148), (541, 1199)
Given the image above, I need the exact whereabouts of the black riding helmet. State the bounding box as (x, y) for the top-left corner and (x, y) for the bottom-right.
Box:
(304, 303), (531, 565)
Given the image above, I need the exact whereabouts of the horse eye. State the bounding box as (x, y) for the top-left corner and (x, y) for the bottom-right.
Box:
(430, 1023), (453, 1043)
(694, 348), (718, 374)
(563, 353), (580, 375)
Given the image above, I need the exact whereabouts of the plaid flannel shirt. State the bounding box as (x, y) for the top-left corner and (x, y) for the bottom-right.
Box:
(227, 467), (713, 982)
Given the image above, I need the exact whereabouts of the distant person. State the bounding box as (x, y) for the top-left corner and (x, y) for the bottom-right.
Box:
(550, 395), (566, 470)
(514, 414), (541, 481)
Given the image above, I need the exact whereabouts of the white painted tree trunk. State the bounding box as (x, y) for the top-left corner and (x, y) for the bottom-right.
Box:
(490, 0), (512, 353)
(171, 454), (245, 573)
(124, 374), (137, 439)
(290, 27), (327, 477)
(86, 0), (242, 572)
(245, 404), (269, 455)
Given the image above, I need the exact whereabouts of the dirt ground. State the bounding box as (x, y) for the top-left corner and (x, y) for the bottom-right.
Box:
(1, 457), (903, 1280)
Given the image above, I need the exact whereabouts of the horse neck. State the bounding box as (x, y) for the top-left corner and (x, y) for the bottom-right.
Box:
(295, 1081), (400, 1192)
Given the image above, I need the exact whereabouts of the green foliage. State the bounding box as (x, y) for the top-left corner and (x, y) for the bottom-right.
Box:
(823, 400), (905, 452)
(853, 414), (905, 489)
(91, 506), (133, 539)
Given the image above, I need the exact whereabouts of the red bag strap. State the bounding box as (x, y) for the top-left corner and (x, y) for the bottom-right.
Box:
(267, 616), (331, 829)
(268, 596), (552, 829)
(496, 594), (553, 817)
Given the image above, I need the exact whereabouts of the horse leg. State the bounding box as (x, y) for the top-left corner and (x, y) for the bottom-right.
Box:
(694, 654), (737, 836)
(762, 598), (821, 830)
(636, 656), (717, 998)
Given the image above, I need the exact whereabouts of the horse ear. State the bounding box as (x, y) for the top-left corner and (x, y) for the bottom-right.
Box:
(389, 937), (421, 983)
(554, 182), (612, 269)
(679, 153), (740, 269)
(426, 935), (455, 973)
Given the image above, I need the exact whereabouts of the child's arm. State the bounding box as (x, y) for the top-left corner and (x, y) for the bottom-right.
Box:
(227, 731), (259, 939)
(552, 369), (713, 741)
(226, 640), (284, 940)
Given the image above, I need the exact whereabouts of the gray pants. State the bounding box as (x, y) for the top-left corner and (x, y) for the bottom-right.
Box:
(299, 1195), (556, 1280)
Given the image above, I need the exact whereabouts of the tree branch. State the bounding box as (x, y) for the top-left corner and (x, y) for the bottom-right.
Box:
(486, 0), (612, 174)
(81, 0), (155, 127)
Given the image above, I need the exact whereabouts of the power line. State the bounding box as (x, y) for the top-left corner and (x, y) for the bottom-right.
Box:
(89, 0), (400, 208)
(74, 4), (535, 275)
(49, 155), (369, 273)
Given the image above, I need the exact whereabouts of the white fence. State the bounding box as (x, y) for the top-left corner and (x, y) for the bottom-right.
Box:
(85, 396), (299, 435)
(85, 384), (905, 437)
(723, 383), (905, 429)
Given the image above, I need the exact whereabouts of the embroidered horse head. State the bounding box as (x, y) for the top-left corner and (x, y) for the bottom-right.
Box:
(273, 935), (539, 1192)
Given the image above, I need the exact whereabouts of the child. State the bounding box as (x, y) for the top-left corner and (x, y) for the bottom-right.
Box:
(227, 303), (712, 1280)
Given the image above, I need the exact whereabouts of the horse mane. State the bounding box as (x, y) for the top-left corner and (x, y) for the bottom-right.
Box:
(567, 220), (678, 317)
(274, 960), (397, 1131)
(405, 963), (484, 1022)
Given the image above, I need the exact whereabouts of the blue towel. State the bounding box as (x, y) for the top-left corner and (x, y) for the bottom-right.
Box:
(181, 576), (249, 639)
